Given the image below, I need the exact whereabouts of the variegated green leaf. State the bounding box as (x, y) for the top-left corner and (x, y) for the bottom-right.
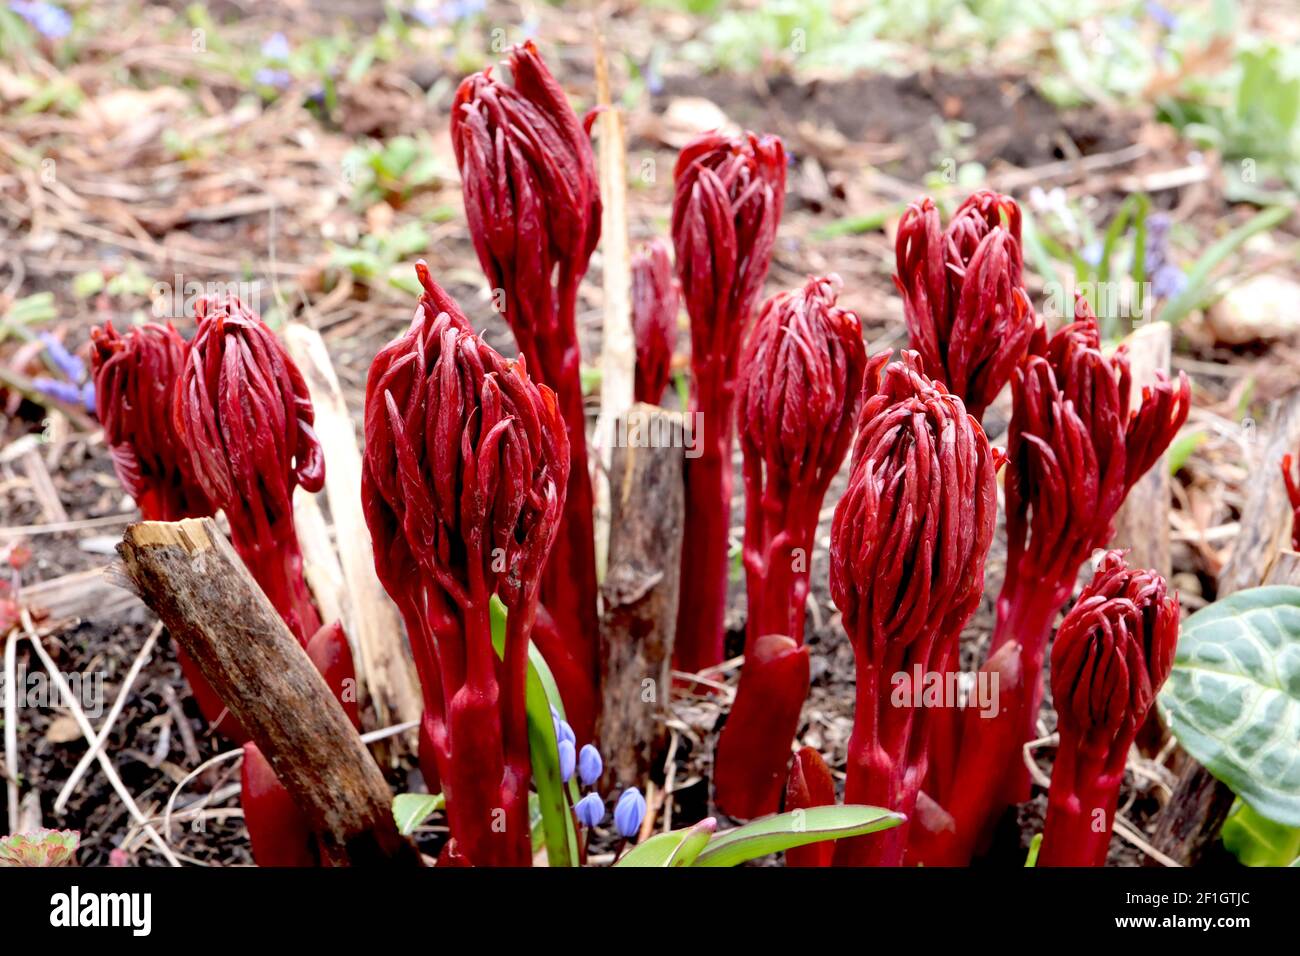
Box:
(1157, 585), (1300, 826)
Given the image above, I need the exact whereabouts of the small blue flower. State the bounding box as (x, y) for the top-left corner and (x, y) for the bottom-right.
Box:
(254, 68), (291, 90)
(39, 332), (85, 383)
(554, 718), (575, 748)
(1081, 241), (1103, 269)
(1145, 1), (1177, 32)
(558, 739), (576, 783)
(9, 1), (71, 40)
(1152, 263), (1187, 300)
(33, 377), (94, 413)
(577, 744), (602, 787)
(614, 787), (646, 838)
(261, 32), (290, 62)
(575, 792), (605, 827)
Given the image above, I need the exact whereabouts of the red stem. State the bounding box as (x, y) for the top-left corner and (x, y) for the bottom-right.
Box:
(1038, 731), (1124, 867)
(673, 442), (733, 675)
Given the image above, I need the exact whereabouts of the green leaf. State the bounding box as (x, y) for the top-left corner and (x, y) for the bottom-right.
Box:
(1166, 429), (1206, 476)
(1024, 832), (1042, 867)
(1158, 585), (1300, 825)
(1159, 206), (1291, 326)
(1221, 799), (1300, 866)
(693, 805), (903, 868)
(614, 818), (718, 867)
(811, 205), (902, 240)
(489, 596), (581, 867)
(392, 792), (444, 836)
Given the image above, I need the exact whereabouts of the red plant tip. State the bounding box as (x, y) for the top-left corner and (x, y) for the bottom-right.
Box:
(894, 191), (1037, 420)
(362, 266), (568, 866)
(176, 294), (324, 644)
(1040, 551), (1178, 866)
(1284, 453), (1300, 550)
(450, 41), (601, 738)
(672, 130), (786, 388)
(631, 238), (678, 406)
(671, 128), (786, 676)
(450, 39), (601, 355)
(829, 352), (998, 865)
(784, 746), (837, 868)
(714, 275), (868, 818)
(1005, 294), (1190, 607)
(90, 321), (213, 521)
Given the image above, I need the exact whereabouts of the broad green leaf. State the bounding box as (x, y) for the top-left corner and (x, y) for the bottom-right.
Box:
(392, 792), (444, 836)
(1166, 430), (1206, 476)
(693, 805), (903, 868)
(1158, 585), (1300, 825)
(1221, 799), (1300, 867)
(490, 597), (580, 867)
(614, 818), (718, 867)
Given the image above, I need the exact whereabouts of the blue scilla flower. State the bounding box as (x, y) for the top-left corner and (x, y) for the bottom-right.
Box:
(577, 744), (602, 787)
(261, 32), (290, 62)
(575, 792), (605, 827)
(614, 787), (646, 838)
(33, 333), (94, 413)
(9, 1), (71, 40)
(558, 739), (576, 783)
(554, 717), (575, 748)
(39, 332), (85, 383)
(1152, 263), (1187, 301)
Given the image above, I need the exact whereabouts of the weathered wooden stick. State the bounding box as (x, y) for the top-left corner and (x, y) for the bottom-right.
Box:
(1112, 323), (1173, 576)
(598, 405), (685, 788)
(115, 518), (419, 866)
(283, 323), (423, 735)
(1149, 391), (1300, 865)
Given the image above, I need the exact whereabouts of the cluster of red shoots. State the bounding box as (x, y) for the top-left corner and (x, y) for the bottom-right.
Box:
(91, 301), (359, 867)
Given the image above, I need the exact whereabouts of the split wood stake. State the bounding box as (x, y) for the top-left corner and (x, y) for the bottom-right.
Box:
(115, 517), (419, 866)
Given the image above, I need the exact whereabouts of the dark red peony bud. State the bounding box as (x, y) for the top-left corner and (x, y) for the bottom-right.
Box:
(362, 262), (568, 867)
(176, 294), (325, 645)
(784, 746), (837, 868)
(895, 190), (1037, 421)
(630, 238), (678, 406)
(671, 129), (786, 676)
(1039, 551), (1178, 866)
(451, 41), (600, 737)
(928, 298), (1189, 863)
(90, 321), (213, 521)
(714, 274), (867, 818)
(829, 352), (998, 865)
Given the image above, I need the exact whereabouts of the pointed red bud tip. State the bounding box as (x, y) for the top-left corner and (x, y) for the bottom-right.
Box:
(785, 747), (836, 867)
(1006, 294), (1189, 579)
(306, 620), (360, 731)
(630, 238), (679, 406)
(90, 321), (213, 521)
(832, 352), (998, 651)
(176, 295), (324, 540)
(672, 130), (786, 365)
(362, 265), (570, 617)
(895, 191), (1037, 419)
(450, 39), (601, 344)
(1284, 454), (1300, 551)
(738, 274), (868, 489)
(1051, 551), (1179, 746)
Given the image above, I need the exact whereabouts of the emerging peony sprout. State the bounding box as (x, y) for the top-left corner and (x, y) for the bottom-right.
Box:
(90, 321), (213, 522)
(783, 747), (836, 867)
(713, 275), (867, 818)
(363, 262), (568, 866)
(829, 353), (998, 865)
(934, 296), (1189, 860)
(451, 41), (601, 739)
(176, 294), (359, 866)
(1039, 551), (1178, 866)
(671, 129), (786, 675)
(630, 238), (678, 406)
(894, 190), (1038, 421)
